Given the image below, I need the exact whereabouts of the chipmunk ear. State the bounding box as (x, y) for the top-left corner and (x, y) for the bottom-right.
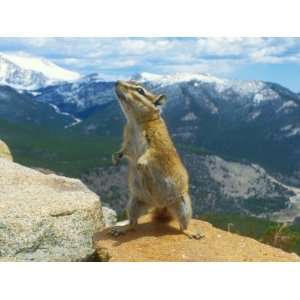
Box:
(154, 94), (166, 107)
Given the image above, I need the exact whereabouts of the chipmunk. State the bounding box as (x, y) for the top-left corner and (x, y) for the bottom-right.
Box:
(111, 80), (203, 239)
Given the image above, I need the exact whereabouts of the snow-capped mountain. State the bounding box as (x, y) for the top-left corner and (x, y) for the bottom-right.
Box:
(130, 72), (300, 143)
(22, 71), (300, 186)
(132, 72), (226, 85)
(35, 71), (300, 139)
(2, 69), (300, 220)
(134, 72), (291, 104)
(34, 74), (114, 113)
(0, 53), (80, 90)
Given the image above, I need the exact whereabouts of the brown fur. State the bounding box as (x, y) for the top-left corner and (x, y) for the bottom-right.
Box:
(110, 81), (203, 239)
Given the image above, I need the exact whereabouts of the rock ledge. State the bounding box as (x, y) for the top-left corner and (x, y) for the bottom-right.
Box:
(95, 215), (300, 262)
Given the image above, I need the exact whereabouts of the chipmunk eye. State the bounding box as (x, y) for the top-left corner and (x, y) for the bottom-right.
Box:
(136, 88), (145, 95)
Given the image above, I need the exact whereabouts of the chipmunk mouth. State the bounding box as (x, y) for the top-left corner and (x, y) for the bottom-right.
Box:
(115, 81), (131, 110)
(115, 81), (127, 101)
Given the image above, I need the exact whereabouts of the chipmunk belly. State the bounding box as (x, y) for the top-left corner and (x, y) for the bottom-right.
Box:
(126, 124), (147, 161)
(129, 161), (187, 206)
(127, 122), (188, 206)
(128, 165), (155, 204)
(148, 164), (187, 205)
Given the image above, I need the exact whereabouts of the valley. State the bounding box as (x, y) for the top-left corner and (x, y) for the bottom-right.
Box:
(1, 58), (300, 226)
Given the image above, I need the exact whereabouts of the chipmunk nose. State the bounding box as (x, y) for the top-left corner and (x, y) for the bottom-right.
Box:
(115, 80), (126, 98)
(116, 80), (126, 88)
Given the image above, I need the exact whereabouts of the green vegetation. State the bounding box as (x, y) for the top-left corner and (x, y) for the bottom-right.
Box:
(0, 85), (72, 129)
(202, 213), (300, 255)
(242, 197), (289, 214)
(2, 117), (300, 256)
(0, 118), (120, 177)
(0, 117), (212, 179)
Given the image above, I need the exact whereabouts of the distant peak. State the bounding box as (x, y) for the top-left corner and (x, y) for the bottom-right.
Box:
(4, 52), (80, 81)
(80, 73), (105, 83)
(131, 72), (226, 85)
(0, 52), (81, 90)
(131, 72), (164, 82)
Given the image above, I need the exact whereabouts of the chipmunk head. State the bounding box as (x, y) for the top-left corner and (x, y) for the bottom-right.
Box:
(115, 80), (166, 123)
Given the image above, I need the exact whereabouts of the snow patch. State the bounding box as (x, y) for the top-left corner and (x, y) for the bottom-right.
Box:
(281, 124), (293, 132)
(253, 89), (279, 104)
(65, 117), (82, 128)
(280, 124), (300, 137)
(181, 112), (198, 121)
(250, 111), (261, 120)
(30, 91), (41, 96)
(287, 127), (300, 137)
(276, 100), (298, 113)
(49, 104), (82, 128)
(132, 72), (225, 86)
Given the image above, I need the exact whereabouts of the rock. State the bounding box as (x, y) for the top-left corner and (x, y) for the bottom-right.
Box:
(0, 158), (104, 261)
(34, 168), (58, 175)
(102, 207), (117, 228)
(94, 214), (300, 262)
(0, 139), (13, 161)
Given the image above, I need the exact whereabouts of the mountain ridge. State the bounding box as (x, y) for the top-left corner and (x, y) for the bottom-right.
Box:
(0, 85), (75, 129)
(0, 52), (80, 90)
(2, 69), (300, 222)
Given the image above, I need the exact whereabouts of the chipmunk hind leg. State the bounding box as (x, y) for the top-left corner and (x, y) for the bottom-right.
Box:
(110, 197), (149, 237)
(169, 194), (204, 240)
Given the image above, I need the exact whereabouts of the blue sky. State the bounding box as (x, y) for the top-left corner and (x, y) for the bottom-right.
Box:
(1, 37), (300, 92)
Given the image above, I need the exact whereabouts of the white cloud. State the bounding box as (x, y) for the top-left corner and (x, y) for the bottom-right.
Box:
(1, 37), (300, 77)
(157, 60), (239, 77)
(195, 37), (300, 64)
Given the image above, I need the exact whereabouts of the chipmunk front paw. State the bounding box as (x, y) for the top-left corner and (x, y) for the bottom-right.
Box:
(112, 151), (123, 166)
(137, 156), (148, 169)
